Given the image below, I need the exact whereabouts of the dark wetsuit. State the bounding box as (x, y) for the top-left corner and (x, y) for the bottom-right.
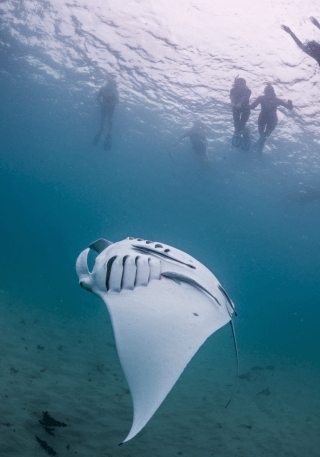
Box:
(93, 82), (119, 147)
(305, 41), (320, 66)
(230, 86), (251, 132)
(250, 95), (292, 137)
(98, 84), (119, 127)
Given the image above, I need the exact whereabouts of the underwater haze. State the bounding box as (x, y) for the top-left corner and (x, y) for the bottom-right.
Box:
(1, 0), (320, 456)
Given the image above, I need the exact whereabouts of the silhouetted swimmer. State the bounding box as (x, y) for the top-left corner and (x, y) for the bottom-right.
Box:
(250, 84), (293, 153)
(281, 18), (320, 66)
(175, 121), (210, 168)
(93, 77), (119, 150)
(230, 77), (251, 151)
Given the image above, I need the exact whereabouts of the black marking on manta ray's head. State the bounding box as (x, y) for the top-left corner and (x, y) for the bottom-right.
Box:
(155, 244), (163, 248)
(106, 256), (118, 291)
(132, 245), (196, 269)
(137, 238), (144, 241)
(164, 248), (170, 252)
(218, 284), (237, 316)
(146, 240), (153, 244)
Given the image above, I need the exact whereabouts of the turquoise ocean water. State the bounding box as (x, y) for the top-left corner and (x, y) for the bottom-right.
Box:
(1, 1), (320, 456)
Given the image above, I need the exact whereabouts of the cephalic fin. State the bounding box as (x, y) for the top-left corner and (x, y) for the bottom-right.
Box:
(89, 238), (113, 254)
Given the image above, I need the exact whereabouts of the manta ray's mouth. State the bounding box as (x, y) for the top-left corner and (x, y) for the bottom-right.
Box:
(131, 245), (196, 269)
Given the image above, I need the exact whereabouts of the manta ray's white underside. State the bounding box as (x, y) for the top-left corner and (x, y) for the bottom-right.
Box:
(76, 237), (235, 443)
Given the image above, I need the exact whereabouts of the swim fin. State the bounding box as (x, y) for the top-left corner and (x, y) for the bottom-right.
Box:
(104, 133), (112, 151)
(232, 133), (241, 148)
(256, 136), (266, 153)
(240, 130), (250, 151)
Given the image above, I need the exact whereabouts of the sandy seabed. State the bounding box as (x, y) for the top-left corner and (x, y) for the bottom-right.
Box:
(1, 290), (319, 457)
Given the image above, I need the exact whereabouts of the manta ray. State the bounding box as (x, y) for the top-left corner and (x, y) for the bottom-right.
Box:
(76, 236), (237, 443)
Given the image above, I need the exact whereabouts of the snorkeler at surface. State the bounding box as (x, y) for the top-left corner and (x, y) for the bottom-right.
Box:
(93, 77), (119, 151)
(175, 121), (210, 167)
(250, 84), (293, 153)
(281, 17), (320, 67)
(230, 77), (251, 151)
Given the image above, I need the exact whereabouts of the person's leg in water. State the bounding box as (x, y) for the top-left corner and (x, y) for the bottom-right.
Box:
(257, 114), (277, 152)
(256, 114), (267, 152)
(232, 107), (242, 147)
(239, 109), (251, 151)
(103, 105), (115, 151)
(93, 106), (107, 146)
(239, 109), (250, 131)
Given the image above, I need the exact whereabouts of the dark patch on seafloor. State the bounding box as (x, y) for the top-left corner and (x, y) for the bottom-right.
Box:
(39, 411), (67, 436)
(258, 388), (271, 396)
(35, 436), (57, 456)
(36, 412), (69, 455)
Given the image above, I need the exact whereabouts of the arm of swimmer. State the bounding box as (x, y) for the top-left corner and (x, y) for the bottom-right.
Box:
(310, 17), (320, 31)
(249, 97), (262, 110)
(278, 99), (293, 110)
(236, 94), (250, 108)
(281, 25), (307, 52)
(230, 93), (237, 106)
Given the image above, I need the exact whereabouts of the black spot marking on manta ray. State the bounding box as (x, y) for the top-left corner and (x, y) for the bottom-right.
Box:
(193, 313), (199, 316)
(128, 237), (134, 240)
(146, 240), (153, 244)
(155, 244), (163, 248)
(137, 238), (143, 241)
(106, 256), (118, 291)
(164, 248), (170, 252)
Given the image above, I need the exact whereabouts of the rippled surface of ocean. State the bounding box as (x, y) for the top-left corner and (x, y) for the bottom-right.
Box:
(0, 1), (320, 456)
